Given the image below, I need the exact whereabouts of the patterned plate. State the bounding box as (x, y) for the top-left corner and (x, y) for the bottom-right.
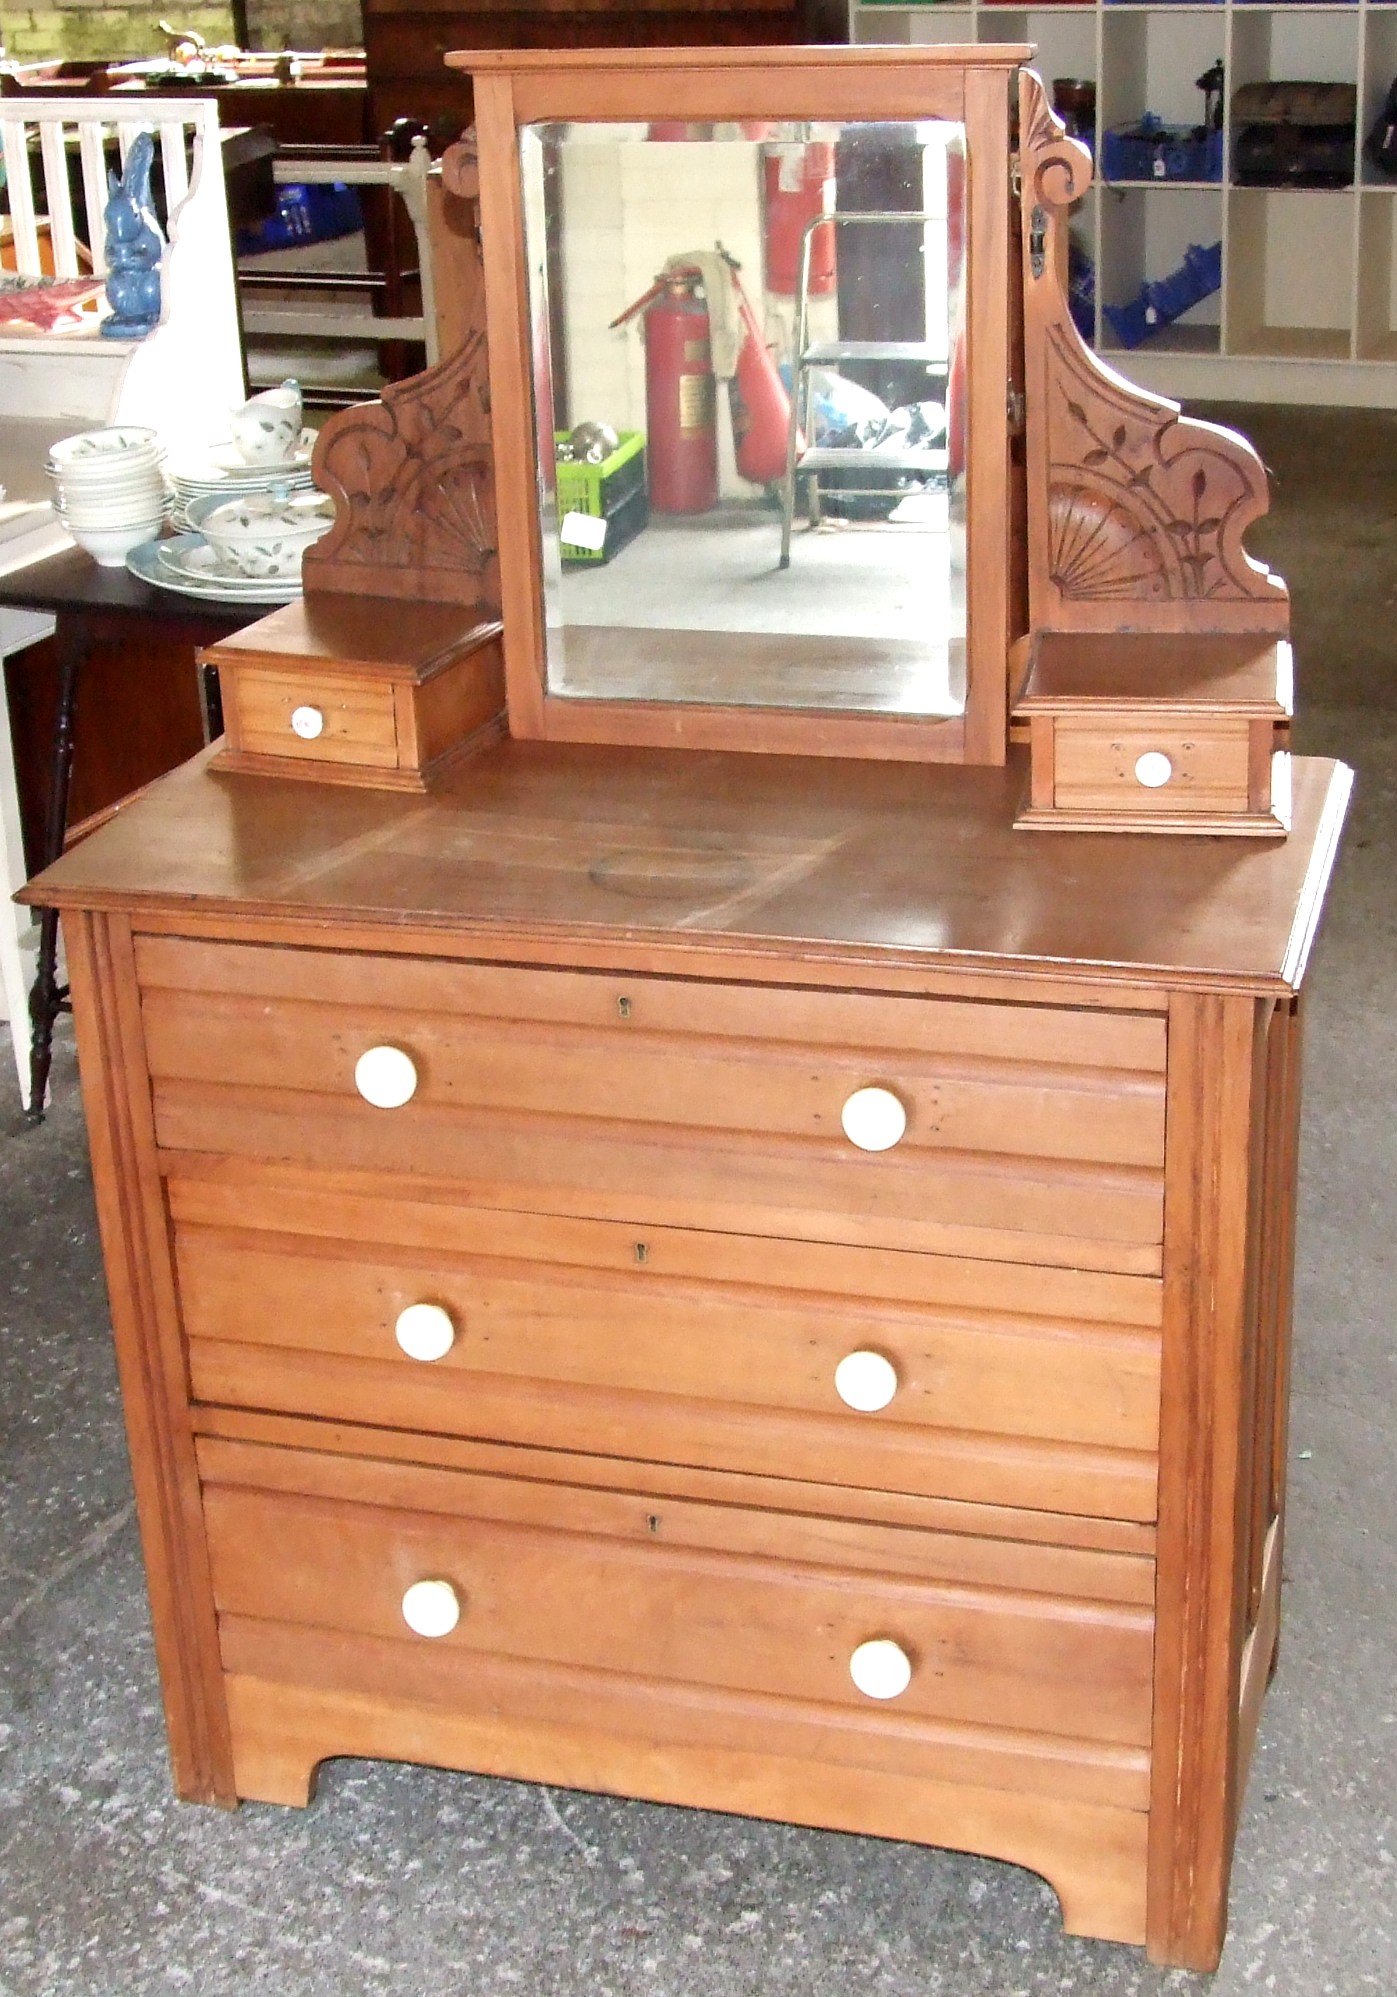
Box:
(126, 534), (301, 604)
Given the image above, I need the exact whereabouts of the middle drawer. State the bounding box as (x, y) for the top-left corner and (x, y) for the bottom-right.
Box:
(170, 1169), (1162, 1522)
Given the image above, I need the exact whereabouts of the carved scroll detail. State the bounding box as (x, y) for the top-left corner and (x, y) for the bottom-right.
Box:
(301, 169), (498, 610)
(1019, 70), (1287, 634)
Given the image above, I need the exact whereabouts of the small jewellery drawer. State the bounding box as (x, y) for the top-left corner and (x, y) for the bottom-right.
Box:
(171, 1172), (1163, 1521)
(1012, 634), (1291, 836)
(206, 612), (506, 791)
(139, 937), (1167, 1274)
(199, 1436), (1156, 1810)
(223, 667), (401, 771)
(1052, 717), (1253, 816)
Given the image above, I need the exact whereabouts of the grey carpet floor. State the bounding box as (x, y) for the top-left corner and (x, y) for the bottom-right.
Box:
(0, 402), (1393, 1996)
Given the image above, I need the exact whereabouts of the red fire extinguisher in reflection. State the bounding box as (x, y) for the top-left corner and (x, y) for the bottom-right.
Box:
(613, 255), (795, 507)
(611, 272), (719, 515)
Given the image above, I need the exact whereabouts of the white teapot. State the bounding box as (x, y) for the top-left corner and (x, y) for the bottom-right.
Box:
(229, 378), (304, 466)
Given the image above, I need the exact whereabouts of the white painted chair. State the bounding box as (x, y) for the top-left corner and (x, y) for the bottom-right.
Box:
(0, 97), (245, 1103)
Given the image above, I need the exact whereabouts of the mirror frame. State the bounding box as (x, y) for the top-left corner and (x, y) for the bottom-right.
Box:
(456, 44), (1029, 766)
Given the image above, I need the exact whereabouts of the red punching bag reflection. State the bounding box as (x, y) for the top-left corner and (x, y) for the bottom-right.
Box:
(729, 278), (796, 487)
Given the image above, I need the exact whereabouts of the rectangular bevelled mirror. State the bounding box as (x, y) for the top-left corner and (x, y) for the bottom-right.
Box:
(462, 47), (1021, 763)
(519, 119), (967, 720)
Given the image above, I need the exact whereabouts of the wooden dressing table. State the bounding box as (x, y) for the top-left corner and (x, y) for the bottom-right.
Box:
(22, 49), (1350, 1972)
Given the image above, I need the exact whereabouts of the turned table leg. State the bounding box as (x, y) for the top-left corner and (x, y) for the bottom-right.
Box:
(26, 619), (84, 1125)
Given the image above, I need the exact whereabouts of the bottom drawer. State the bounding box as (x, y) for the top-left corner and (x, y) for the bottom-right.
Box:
(199, 1436), (1155, 1814)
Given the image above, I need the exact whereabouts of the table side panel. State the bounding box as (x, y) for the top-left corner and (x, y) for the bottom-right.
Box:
(1147, 990), (1265, 1972)
(61, 910), (236, 1805)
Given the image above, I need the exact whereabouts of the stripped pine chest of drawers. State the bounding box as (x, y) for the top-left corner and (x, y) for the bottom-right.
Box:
(22, 738), (1350, 1971)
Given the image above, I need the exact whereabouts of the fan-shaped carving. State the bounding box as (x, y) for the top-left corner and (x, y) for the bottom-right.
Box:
(301, 169), (499, 611)
(1019, 70), (1288, 635)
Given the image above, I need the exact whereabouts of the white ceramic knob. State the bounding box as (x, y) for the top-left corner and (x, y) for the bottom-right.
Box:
(401, 1578), (460, 1638)
(1134, 750), (1174, 790)
(354, 1045), (417, 1109)
(290, 704), (325, 740)
(394, 1302), (456, 1363)
(840, 1086), (907, 1153)
(849, 1637), (913, 1701)
(834, 1350), (899, 1413)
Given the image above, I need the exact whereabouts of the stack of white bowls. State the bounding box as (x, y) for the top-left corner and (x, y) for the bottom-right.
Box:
(47, 427), (168, 567)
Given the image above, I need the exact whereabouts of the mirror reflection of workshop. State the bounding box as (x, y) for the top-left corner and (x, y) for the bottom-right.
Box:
(525, 119), (963, 717)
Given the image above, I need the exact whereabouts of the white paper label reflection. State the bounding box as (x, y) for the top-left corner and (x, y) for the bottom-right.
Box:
(560, 511), (608, 552)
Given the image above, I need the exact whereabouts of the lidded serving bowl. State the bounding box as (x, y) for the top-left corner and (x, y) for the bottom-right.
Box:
(189, 487), (335, 579)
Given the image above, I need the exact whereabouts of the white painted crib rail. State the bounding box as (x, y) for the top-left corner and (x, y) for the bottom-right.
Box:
(0, 97), (217, 281)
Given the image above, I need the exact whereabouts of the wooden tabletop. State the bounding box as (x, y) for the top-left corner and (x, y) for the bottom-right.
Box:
(0, 547), (286, 625)
(22, 739), (1352, 997)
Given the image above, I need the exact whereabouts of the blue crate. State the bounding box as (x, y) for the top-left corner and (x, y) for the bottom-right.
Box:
(1104, 241), (1222, 349)
(1102, 116), (1224, 183)
(234, 182), (363, 257)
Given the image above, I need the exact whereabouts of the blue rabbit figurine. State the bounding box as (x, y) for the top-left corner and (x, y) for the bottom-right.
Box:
(102, 131), (165, 340)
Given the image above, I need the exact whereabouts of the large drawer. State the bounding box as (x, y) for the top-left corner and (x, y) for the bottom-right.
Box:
(138, 937), (1167, 1274)
(198, 1436), (1155, 1812)
(171, 1171), (1162, 1521)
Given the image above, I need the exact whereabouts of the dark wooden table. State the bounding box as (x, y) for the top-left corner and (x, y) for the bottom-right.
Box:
(0, 547), (282, 1121)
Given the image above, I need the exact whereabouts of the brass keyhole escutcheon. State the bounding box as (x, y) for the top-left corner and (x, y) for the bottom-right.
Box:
(617, 994), (632, 1019)
(634, 1242), (649, 1265)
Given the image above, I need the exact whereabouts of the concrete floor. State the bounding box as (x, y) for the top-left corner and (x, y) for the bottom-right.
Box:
(1, 403), (1395, 1995)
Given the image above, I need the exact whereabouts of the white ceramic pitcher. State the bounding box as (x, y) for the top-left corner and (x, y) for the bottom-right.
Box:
(229, 379), (304, 467)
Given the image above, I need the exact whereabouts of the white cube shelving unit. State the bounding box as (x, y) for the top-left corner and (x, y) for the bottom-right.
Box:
(851, 0), (1397, 404)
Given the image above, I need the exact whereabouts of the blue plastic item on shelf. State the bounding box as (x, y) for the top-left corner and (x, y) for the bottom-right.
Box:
(1101, 115), (1224, 183)
(1104, 296), (1153, 349)
(1068, 235), (1096, 343)
(1103, 241), (1222, 349)
(234, 182), (363, 257)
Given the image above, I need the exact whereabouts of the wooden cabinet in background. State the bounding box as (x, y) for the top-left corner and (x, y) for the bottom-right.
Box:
(364, 0), (847, 144)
